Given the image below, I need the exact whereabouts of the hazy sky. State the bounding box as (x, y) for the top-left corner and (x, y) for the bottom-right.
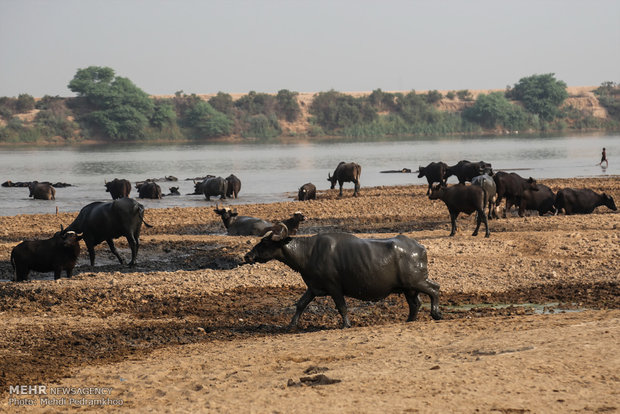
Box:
(1, 0), (619, 97)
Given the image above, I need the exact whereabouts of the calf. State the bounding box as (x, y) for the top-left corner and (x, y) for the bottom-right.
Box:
(428, 184), (490, 237)
(11, 230), (82, 281)
(28, 181), (56, 200)
(554, 188), (617, 215)
(418, 162), (448, 195)
(520, 184), (556, 216)
(245, 224), (442, 329)
(298, 183), (317, 201)
(262, 212), (307, 236)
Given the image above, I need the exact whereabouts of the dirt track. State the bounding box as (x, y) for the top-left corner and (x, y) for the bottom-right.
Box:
(0, 177), (618, 412)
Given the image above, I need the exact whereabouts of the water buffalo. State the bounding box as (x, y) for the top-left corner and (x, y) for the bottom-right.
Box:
(298, 183), (317, 201)
(328, 162), (362, 197)
(28, 181), (56, 200)
(244, 224), (442, 329)
(554, 188), (617, 215)
(11, 229), (82, 281)
(63, 198), (152, 266)
(189, 175), (216, 195)
(262, 212), (307, 236)
(446, 160), (493, 184)
(520, 184), (556, 216)
(203, 176), (228, 201)
(429, 184), (490, 237)
(493, 172), (538, 217)
(136, 181), (162, 199)
(213, 205), (273, 236)
(471, 174), (498, 219)
(105, 178), (131, 199)
(165, 186), (181, 196)
(225, 174), (242, 199)
(418, 162), (448, 195)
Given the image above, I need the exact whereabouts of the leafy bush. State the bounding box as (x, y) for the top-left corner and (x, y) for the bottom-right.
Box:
(16, 94), (35, 112)
(425, 90), (443, 104)
(208, 92), (234, 115)
(464, 92), (531, 130)
(68, 66), (154, 140)
(150, 100), (177, 128)
(457, 90), (473, 101)
(243, 114), (281, 138)
(309, 90), (377, 132)
(506, 73), (568, 121)
(594, 81), (620, 121)
(275, 89), (301, 122)
(445, 91), (456, 100)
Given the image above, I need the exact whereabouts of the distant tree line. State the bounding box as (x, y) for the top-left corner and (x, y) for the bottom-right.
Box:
(1, 67), (618, 143)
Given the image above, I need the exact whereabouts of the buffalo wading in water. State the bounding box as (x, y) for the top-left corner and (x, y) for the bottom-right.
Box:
(327, 162), (362, 197)
(11, 228), (82, 281)
(62, 198), (153, 267)
(244, 224), (442, 329)
(105, 178), (132, 200)
(28, 181), (56, 200)
(225, 174), (242, 199)
(136, 181), (162, 199)
(203, 176), (228, 201)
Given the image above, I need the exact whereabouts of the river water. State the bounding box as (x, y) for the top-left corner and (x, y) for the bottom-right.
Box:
(0, 133), (617, 216)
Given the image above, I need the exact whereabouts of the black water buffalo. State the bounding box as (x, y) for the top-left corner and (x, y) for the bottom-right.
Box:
(189, 175), (215, 195)
(493, 172), (538, 217)
(203, 176), (228, 200)
(28, 181), (56, 200)
(225, 174), (241, 199)
(554, 188), (617, 215)
(11, 230), (81, 281)
(429, 184), (490, 237)
(213, 205), (273, 236)
(471, 174), (498, 219)
(2, 180), (30, 187)
(136, 181), (162, 199)
(418, 162), (448, 195)
(165, 186), (181, 196)
(105, 178), (131, 199)
(328, 162), (362, 197)
(446, 160), (493, 184)
(63, 198), (152, 266)
(519, 184), (556, 216)
(298, 183), (317, 201)
(244, 224), (442, 329)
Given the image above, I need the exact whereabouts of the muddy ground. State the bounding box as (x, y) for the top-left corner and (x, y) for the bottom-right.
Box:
(0, 177), (618, 413)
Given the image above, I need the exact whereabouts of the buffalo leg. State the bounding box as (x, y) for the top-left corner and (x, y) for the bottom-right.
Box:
(14, 265), (29, 282)
(473, 208), (489, 237)
(338, 182), (343, 197)
(287, 289), (315, 330)
(86, 241), (97, 267)
(331, 293), (351, 328)
(106, 239), (125, 264)
(449, 211), (458, 236)
(404, 291), (422, 321)
(415, 280), (443, 320)
(353, 181), (360, 197)
(54, 269), (62, 280)
(126, 234), (139, 267)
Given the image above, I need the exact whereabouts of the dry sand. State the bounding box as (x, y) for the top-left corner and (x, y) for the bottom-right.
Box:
(0, 177), (618, 413)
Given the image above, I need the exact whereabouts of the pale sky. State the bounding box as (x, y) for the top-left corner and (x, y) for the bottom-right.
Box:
(1, 0), (619, 98)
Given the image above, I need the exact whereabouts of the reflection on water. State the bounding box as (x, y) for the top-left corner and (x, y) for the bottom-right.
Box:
(0, 133), (618, 216)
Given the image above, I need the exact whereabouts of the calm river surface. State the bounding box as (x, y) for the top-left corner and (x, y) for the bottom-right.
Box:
(0, 133), (617, 216)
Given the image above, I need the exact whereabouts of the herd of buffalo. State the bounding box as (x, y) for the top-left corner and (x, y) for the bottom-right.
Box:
(5, 159), (617, 328)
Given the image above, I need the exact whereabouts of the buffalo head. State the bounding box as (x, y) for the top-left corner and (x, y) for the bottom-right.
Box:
(244, 223), (290, 264)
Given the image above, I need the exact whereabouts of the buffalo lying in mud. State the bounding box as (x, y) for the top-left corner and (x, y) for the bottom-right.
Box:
(245, 223), (442, 329)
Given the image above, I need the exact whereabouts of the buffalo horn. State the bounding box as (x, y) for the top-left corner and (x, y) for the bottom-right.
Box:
(262, 230), (273, 240)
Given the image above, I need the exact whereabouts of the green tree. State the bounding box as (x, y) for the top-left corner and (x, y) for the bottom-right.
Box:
(506, 73), (568, 121)
(16, 94), (35, 112)
(275, 89), (301, 122)
(150, 100), (177, 128)
(183, 100), (232, 138)
(309, 90), (377, 132)
(464, 92), (530, 130)
(67, 66), (154, 140)
(208, 92), (234, 115)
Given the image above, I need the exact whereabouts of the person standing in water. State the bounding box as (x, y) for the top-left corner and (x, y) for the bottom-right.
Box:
(599, 147), (608, 167)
